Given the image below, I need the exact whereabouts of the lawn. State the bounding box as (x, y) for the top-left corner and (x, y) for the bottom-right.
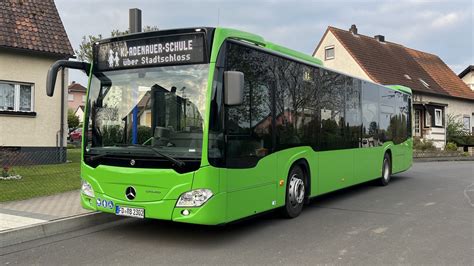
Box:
(0, 149), (82, 202)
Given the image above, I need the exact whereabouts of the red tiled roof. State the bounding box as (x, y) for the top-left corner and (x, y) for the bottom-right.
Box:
(321, 26), (474, 101)
(68, 83), (86, 93)
(0, 0), (74, 57)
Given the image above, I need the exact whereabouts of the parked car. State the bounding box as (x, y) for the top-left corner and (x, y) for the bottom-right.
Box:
(69, 128), (82, 142)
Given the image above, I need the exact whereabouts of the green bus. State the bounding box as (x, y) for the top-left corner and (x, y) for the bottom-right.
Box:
(46, 27), (412, 225)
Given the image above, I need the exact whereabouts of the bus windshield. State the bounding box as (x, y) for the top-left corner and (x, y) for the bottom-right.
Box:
(84, 64), (209, 161)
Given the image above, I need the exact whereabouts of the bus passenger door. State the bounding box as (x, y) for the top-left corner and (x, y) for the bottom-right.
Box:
(222, 41), (278, 222)
(224, 81), (277, 222)
(225, 153), (277, 222)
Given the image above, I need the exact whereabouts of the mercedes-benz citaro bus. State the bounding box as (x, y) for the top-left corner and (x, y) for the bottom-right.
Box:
(46, 27), (412, 225)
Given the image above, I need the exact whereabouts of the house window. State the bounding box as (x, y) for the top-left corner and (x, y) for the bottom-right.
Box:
(463, 116), (470, 132)
(82, 95), (86, 103)
(324, 46), (335, 60)
(0, 81), (34, 112)
(68, 94), (74, 101)
(414, 110), (421, 136)
(425, 110), (431, 127)
(434, 109), (442, 127)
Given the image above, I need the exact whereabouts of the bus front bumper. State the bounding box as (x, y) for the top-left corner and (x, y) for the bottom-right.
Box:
(81, 192), (226, 225)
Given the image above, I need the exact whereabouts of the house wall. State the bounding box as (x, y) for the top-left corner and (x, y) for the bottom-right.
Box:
(68, 90), (86, 111)
(414, 93), (474, 147)
(312, 31), (473, 149)
(313, 31), (371, 80)
(74, 107), (84, 123)
(460, 70), (474, 91)
(0, 50), (67, 148)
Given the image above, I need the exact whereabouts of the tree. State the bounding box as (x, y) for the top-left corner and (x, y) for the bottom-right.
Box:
(76, 34), (103, 62)
(67, 108), (80, 129)
(75, 26), (159, 62)
(446, 113), (468, 141)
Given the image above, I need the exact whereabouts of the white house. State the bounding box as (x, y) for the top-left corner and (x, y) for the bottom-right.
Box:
(313, 25), (474, 148)
(458, 65), (474, 132)
(0, 0), (74, 164)
(74, 105), (85, 124)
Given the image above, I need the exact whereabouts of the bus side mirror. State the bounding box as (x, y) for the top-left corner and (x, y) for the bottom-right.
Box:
(224, 71), (244, 105)
(46, 60), (91, 97)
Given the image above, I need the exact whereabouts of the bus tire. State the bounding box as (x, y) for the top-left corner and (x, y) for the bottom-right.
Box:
(379, 153), (392, 186)
(282, 165), (306, 218)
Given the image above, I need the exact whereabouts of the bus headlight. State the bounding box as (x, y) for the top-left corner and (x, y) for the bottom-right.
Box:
(176, 189), (213, 207)
(81, 179), (95, 198)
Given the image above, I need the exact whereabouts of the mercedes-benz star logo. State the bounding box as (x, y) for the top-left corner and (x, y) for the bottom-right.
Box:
(130, 159), (135, 166)
(125, 186), (136, 200)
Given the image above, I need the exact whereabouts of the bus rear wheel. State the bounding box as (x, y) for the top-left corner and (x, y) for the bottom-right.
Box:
(282, 165), (306, 218)
(379, 153), (392, 186)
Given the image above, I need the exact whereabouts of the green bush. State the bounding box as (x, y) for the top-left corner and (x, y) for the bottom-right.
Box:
(445, 142), (458, 151)
(66, 144), (77, 149)
(102, 125), (124, 146)
(413, 137), (436, 151)
(446, 114), (469, 141)
(125, 126), (153, 144)
(67, 109), (80, 129)
(450, 135), (474, 146)
(137, 126), (152, 144)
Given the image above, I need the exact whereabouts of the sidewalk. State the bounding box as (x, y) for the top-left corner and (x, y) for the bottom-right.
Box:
(413, 156), (474, 162)
(0, 190), (89, 232)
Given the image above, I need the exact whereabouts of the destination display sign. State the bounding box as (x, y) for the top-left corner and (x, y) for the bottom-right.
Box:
(95, 33), (205, 71)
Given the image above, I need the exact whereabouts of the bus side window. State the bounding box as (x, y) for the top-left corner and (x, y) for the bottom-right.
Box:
(361, 82), (380, 147)
(225, 42), (273, 168)
(379, 88), (397, 144)
(318, 70), (346, 151)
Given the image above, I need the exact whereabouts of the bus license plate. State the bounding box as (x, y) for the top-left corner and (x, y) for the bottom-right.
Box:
(115, 206), (145, 218)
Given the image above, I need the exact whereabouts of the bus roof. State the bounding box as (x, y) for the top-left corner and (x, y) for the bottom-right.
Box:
(95, 27), (412, 95)
(213, 28), (412, 95)
(212, 27), (323, 66)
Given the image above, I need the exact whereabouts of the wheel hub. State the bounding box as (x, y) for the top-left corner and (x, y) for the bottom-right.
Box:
(383, 160), (390, 181)
(289, 174), (305, 207)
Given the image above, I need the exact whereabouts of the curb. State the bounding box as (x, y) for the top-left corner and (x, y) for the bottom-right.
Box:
(0, 212), (125, 248)
(414, 157), (474, 162)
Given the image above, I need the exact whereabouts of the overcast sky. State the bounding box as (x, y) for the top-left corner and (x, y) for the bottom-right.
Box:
(55, 0), (473, 85)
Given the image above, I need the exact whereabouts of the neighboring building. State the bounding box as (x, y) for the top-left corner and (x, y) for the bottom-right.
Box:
(74, 105), (85, 124)
(0, 0), (74, 163)
(313, 25), (474, 148)
(68, 81), (87, 112)
(459, 65), (474, 90)
(458, 65), (474, 132)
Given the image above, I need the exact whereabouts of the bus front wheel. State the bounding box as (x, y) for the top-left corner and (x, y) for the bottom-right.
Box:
(282, 165), (306, 218)
(379, 153), (392, 186)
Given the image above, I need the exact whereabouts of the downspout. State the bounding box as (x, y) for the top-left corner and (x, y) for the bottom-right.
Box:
(60, 68), (65, 162)
(444, 106), (447, 150)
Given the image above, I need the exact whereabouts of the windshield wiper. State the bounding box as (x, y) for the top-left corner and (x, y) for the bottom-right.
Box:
(114, 144), (186, 168)
(86, 150), (132, 163)
(86, 152), (108, 163)
(150, 146), (186, 168)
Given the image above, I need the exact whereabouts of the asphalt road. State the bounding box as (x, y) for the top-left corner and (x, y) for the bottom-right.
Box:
(2, 161), (473, 265)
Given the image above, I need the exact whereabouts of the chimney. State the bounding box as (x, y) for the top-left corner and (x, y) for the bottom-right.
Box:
(349, 24), (358, 34)
(374, 35), (385, 42)
(129, 8), (142, 33)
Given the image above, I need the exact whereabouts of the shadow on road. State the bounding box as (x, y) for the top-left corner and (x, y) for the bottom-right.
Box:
(97, 173), (412, 247)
